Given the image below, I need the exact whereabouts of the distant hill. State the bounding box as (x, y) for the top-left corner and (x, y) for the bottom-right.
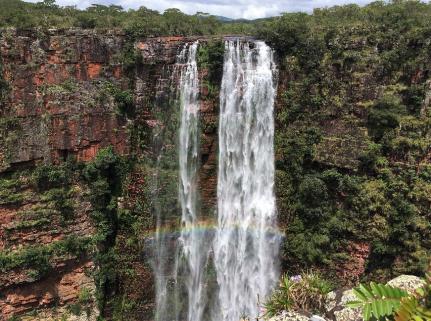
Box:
(214, 15), (250, 23)
(214, 15), (234, 22)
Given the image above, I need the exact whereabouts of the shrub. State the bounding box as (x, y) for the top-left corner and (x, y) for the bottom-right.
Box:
(402, 85), (425, 115)
(33, 164), (70, 191)
(264, 271), (333, 317)
(41, 188), (74, 221)
(298, 176), (328, 208)
(0, 237), (91, 275)
(197, 41), (225, 83)
(99, 82), (134, 118)
(114, 90), (134, 117)
(367, 95), (407, 142)
(81, 147), (126, 311)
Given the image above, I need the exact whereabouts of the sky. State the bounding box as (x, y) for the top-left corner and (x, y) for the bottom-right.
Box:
(27, 0), (388, 19)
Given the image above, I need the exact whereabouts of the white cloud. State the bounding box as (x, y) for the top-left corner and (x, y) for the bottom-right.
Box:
(24, 0), (416, 19)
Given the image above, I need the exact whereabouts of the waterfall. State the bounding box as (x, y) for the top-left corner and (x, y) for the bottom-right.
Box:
(154, 39), (279, 321)
(213, 40), (280, 321)
(176, 41), (210, 321)
(155, 41), (210, 321)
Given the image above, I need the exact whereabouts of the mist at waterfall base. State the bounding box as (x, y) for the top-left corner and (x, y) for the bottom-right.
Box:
(153, 40), (281, 321)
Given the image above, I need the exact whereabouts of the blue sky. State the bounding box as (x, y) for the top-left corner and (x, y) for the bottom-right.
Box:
(27, 0), (398, 19)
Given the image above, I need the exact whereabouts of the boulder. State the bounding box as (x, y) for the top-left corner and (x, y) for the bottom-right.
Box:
(310, 315), (327, 321)
(387, 275), (425, 294)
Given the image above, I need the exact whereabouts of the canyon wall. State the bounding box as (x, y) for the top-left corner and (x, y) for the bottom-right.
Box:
(1, 28), (430, 320)
(0, 29), (220, 321)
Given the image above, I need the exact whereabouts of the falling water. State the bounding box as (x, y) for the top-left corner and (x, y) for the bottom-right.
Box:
(155, 41), (211, 321)
(176, 41), (210, 321)
(213, 40), (280, 321)
(154, 39), (279, 321)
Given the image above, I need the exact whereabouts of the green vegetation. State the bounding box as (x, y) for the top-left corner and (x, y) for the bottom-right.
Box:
(40, 188), (75, 221)
(98, 81), (135, 117)
(0, 0), (254, 36)
(81, 147), (127, 311)
(197, 40), (225, 84)
(348, 283), (409, 320)
(0, 55), (8, 103)
(348, 268), (431, 320)
(264, 272), (334, 317)
(67, 287), (94, 317)
(32, 163), (76, 221)
(41, 80), (78, 96)
(0, 171), (30, 205)
(1, 0), (431, 319)
(0, 236), (91, 277)
(4, 217), (50, 231)
(257, 0), (431, 282)
(33, 163), (72, 191)
(0, 117), (21, 167)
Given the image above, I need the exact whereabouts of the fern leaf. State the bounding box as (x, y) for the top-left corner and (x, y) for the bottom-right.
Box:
(348, 283), (409, 321)
(360, 284), (374, 299)
(394, 296), (431, 321)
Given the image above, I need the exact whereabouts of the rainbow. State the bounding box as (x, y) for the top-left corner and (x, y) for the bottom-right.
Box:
(148, 218), (285, 238)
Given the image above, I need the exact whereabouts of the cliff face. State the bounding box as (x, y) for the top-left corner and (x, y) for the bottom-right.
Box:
(0, 30), (221, 321)
(0, 29), (128, 321)
(0, 29), (128, 171)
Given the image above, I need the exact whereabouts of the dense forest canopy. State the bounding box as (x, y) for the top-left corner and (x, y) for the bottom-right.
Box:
(1, 0), (431, 39)
(0, 0), (255, 35)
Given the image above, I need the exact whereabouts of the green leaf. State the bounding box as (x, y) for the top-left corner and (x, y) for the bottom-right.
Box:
(359, 284), (374, 299)
(364, 303), (372, 321)
(351, 282), (410, 321)
(371, 299), (381, 318)
(371, 282), (383, 297)
(346, 301), (364, 308)
(353, 287), (368, 301)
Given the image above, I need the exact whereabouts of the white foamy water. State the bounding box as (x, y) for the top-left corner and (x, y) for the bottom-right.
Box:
(155, 41), (205, 321)
(213, 40), (280, 321)
(176, 41), (209, 321)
